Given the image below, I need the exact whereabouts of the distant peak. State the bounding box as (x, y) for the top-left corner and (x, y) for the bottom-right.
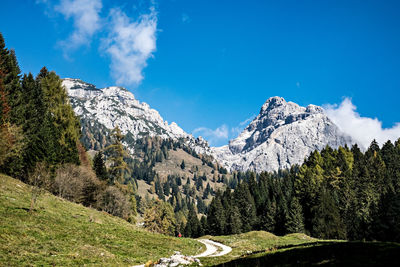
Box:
(62, 78), (98, 92)
(103, 86), (128, 92)
(261, 96), (287, 112)
(306, 104), (324, 114)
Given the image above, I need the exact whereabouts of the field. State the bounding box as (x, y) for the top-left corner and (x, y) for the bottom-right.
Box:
(0, 174), (203, 266)
(199, 231), (320, 266)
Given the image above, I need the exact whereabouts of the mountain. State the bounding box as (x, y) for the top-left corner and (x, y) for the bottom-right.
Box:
(63, 78), (227, 212)
(63, 78), (209, 154)
(64, 78), (353, 174)
(211, 96), (354, 172)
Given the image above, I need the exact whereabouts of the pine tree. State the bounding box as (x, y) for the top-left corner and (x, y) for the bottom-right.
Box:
(93, 151), (108, 181)
(207, 191), (226, 235)
(180, 160), (185, 170)
(185, 205), (202, 237)
(259, 197), (276, 232)
(285, 196), (305, 233)
(39, 70), (80, 166)
(234, 182), (257, 232)
(106, 126), (129, 184)
(311, 188), (345, 239)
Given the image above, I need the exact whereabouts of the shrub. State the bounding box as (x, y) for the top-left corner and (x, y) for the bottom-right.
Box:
(97, 186), (132, 220)
(54, 164), (101, 206)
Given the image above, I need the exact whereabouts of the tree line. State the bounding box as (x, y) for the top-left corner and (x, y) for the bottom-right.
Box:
(0, 33), (137, 221)
(191, 140), (400, 242)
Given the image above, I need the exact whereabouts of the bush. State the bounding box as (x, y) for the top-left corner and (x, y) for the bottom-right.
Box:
(54, 164), (102, 206)
(97, 186), (132, 220)
(28, 162), (51, 212)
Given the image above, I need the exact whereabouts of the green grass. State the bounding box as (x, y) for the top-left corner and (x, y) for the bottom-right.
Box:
(199, 231), (320, 266)
(216, 241), (400, 266)
(0, 174), (203, 266)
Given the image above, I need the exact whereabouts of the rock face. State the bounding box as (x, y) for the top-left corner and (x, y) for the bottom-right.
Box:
(64, 78), (353, 173)
(63, 78), (209, 153)
(211, 96), (353, 172)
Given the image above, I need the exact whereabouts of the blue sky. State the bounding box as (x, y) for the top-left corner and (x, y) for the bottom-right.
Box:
(1, 0), (400, 146)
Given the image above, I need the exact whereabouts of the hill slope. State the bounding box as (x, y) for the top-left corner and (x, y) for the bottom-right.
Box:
(0, 174), (203, 266)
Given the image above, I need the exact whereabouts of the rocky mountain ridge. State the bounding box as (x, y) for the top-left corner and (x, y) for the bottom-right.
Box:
(64, 78), (353, 173)
(212, 96), (354, 172)
(63, 78), (210, 154)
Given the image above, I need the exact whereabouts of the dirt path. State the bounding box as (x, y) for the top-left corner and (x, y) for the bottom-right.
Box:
(131, 239), (232, 266)
(193, 239), (232, 257)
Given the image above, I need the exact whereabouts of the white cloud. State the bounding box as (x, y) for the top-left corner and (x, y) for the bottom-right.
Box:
(38, 0), (158, 86)
(55, 0), (102, 54)
(193, 115), (256, 147)
(239, 115), (255, 126)
(324, 97), (400, 148)
(193, 125), (229, 146)
(102, 6), (157, 85)
(231, 115), (256, 137)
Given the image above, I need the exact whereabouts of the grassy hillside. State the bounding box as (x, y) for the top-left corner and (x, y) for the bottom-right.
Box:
(0, 174), (203, 266)
(200, 231), (320, 266)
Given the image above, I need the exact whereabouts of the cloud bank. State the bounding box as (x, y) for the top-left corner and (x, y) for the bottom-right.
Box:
(324, 98), (400, 148)
(193, 125), (229, 146)
(39, 0), (157, 86)
(55, 0), (102, 53)
(102, 7), (157, 85)
(194, 115), (256, 147)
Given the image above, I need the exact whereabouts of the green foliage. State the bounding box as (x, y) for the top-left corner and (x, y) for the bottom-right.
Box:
(144, 200), (176, 236)
(106, 126), (129, 184)
(0, 34), (81, 178)
(92, 151), (108, 181)
(204, 139), (400, 243)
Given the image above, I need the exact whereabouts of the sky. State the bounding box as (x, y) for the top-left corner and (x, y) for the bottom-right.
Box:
(0, 0), (399, 147)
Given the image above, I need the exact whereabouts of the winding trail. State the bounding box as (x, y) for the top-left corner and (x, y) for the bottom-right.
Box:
(131, 239), (232, 267)
(193, 239), (232, 257)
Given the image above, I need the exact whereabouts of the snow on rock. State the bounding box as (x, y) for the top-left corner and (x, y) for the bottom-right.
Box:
(63, 78), (210, 153)
(65, 78), (354, 174)
(211, 96), (354, 173)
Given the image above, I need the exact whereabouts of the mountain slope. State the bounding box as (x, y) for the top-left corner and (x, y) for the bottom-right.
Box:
(63, 78), (209, 154)
(212, 97), (353, 172)
(0, 174), (202, 266)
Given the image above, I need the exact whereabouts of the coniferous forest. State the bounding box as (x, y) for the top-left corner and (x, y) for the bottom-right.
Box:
(1, 31), (400, 245)
(0, 33), (137, 221)
(200, 141), (400, 242)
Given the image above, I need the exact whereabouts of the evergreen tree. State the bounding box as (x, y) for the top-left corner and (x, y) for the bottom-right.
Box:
(185, 205), (202, 237)
(207, 191), (226, 235)
(180, 160), (185, 170)
(93, 151), (108, 181)
(39, 70), (81, 166)
(106, 126), (129, 184)
(259, 197), (276, 232)
(285, 196), (305, 233)
(234, 182), (257, 232)
(311, 189), (345, 239)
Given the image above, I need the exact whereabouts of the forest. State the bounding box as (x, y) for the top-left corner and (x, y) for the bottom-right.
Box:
(195, 141), (400, 242)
